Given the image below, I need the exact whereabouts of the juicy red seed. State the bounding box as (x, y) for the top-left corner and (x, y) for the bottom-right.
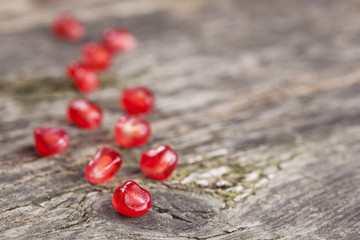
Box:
(67, 61), (87, 80)
(120, 87), (154, 114)
(114, 115), (151, 148)
(67, 98), (103, 129)
(102, 28), (137, 53)
(85, 147), (122, 183)
(73, 72), (100, 94)
(34, 127), (70, 156)
(52, 14), (85, 41)
(81, 42), (112, 71)
(112, 180), (151, 217)
(66, 62), (100, 94)
(140, 145), (178, 180)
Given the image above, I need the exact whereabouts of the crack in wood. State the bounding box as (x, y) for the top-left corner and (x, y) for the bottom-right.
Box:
(56, 212), (90, 231)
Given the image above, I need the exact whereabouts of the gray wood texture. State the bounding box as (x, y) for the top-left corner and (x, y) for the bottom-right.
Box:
(0, 0), (359, 239)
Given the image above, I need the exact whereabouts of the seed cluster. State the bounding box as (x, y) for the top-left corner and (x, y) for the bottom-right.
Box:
(33, 14), (179, 217)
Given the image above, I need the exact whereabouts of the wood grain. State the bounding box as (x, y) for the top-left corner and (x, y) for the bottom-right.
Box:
(0, 0), (359, 239)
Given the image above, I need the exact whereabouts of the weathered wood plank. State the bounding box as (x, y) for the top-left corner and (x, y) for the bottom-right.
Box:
(0, 0), (360, 239)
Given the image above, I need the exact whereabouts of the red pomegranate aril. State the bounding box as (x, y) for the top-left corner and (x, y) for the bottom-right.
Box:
(52, 14), (85, 41)
(67, 61), (86, 80)
(114, 115), (151, 148)
(140, 145), (178, 180)
(66, 62), (100, 94)
(102, 28), (137, 53)
(112, 180), (151, 217)
(67, 98), (103, 129)
(85, 147), (122, 183)
(81, 42), (112, 71)
(34, 127), (70, 156)
(120, 87), (154, 114)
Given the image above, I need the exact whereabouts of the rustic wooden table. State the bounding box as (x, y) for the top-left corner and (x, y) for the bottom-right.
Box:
(0, 0), (359, 239)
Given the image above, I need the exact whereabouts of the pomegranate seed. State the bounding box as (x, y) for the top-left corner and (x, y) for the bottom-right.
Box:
(52, 14), (85, 41)
(34, 127), (70, 156)
(112, 180), (151, 217)
(102, 28), (137, 53)
(120, 87), (154, 114)
(140, 145), (178, 180)
(114, 115), (151, 147)
(81, 42), (112, 71)
(66, 62), (100, 94)
(67, 61), (87, 79)
(67, 98), (103, 129)
(85, 147), (122, 183)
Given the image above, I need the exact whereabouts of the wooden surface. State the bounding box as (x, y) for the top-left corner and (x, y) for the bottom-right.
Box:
(1, 0), (360, 239)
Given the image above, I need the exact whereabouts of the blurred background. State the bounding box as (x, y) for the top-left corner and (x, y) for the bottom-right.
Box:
(1, 1), (360, 239)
